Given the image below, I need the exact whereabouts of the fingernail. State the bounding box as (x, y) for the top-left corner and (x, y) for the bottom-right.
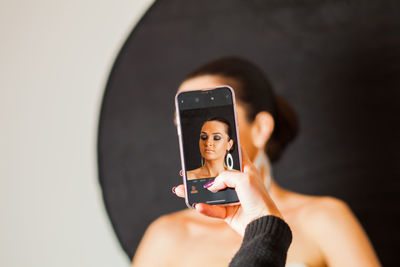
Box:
(172, 186), (177, 194)
(203, 180), (214, 188)
(192, 203), (197, 209)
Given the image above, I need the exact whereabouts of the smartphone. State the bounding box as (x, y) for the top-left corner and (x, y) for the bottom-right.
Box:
(175, 86), (242, 208)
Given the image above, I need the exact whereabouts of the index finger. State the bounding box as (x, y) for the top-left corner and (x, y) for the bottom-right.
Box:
(206, 148), (258, 192)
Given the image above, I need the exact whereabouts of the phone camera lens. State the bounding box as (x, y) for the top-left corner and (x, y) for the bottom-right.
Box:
(195, 98), (199, 102)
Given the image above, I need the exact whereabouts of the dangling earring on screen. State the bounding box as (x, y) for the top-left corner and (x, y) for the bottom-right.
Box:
(225, 152), (233, 170)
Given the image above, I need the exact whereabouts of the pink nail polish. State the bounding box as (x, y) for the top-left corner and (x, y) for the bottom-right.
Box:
(172, 186), (177, 194)
(203, 180), (214, 188)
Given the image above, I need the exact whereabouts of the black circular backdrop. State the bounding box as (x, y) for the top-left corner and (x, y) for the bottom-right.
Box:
(98, 0), (400, 265)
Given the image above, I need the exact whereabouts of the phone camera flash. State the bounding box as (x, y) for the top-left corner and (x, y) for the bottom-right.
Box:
(211, 96), (214, 100)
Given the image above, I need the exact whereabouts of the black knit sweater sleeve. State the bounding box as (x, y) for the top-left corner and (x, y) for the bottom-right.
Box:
(229, 216), (292, 267)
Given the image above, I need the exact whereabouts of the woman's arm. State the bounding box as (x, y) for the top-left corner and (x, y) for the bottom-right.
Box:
(174, 149), (292, 266)
(229, 215), (292, 267)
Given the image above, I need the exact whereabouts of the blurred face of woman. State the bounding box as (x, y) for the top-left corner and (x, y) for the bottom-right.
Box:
(178, 75), (259, 160)
(199, 121), (232, 161)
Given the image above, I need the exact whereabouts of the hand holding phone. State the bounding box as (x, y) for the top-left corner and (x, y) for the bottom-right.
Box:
(173, 148), (282, 236)
(175, 86), (242, 207)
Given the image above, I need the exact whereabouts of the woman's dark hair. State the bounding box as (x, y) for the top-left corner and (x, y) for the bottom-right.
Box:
(186, 57), (299, 162)
(202, 117), (234, 152)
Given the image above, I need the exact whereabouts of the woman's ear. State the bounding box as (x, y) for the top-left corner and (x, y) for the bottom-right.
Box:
(250, 112), (274, 149)
(227, 139), (234, 151)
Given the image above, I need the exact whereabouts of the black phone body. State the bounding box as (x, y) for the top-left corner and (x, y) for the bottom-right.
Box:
(175, 86), (242, 208)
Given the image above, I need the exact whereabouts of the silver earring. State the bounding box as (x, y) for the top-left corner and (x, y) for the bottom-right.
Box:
(201, 157), (204, 166)
(225, 152), (233, 170)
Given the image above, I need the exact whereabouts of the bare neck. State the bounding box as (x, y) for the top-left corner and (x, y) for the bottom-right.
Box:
(202, 159), (226, 177)
(267, 179), (286, 201)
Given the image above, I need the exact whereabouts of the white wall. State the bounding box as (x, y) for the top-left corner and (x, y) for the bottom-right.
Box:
(0, 0), (154, 266)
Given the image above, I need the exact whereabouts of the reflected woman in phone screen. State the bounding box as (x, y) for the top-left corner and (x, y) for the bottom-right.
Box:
(187, 117), (234, 180)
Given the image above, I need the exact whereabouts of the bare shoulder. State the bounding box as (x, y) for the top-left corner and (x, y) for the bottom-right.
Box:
(187, 168), (201, 180)
(132, 210), (191, 266)
(141, 210), (191, 244)
(302, 196), (351, 220)
(293, 195), (381, 266)
(292, 195), (356, 231)
(279, 191), (358, 235)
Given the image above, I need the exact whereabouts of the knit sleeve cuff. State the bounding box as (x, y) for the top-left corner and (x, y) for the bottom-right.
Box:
(243, 215), (292, 249)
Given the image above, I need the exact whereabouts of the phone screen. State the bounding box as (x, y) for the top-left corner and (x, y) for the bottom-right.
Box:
(176, 86), (241, 207)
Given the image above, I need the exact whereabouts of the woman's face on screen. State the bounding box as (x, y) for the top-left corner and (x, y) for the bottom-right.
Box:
(199, 120), (232, 161)
(178, 75), (259, 160)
